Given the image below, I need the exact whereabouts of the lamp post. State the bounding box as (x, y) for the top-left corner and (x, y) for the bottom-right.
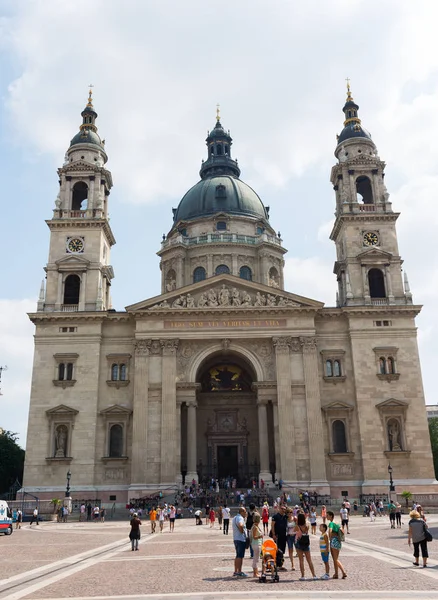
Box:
(64, 470), (72, 519)
(388, 464), (395, 501)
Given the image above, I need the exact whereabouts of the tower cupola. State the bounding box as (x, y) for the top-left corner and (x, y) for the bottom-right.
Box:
(337, 80), (372, 145)
(70, 88), (105, 150)
(199, 106), (241, 179)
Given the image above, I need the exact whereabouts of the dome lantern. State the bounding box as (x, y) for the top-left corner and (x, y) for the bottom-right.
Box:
(336, 79), (372, 145)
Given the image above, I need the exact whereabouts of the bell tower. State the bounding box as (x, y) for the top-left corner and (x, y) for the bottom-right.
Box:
(330, 82), (412, 307)
(38, 90), (116, 313)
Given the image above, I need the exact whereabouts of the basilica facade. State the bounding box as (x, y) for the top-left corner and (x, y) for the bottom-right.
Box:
(23, 87), (436, 503)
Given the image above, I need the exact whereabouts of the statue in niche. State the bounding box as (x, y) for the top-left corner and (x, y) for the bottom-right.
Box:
(186, 293), (195, 308)
(219, 285), (230, 306)
(388, 419), (402, 451)
(55, 425), (68, 458)
(381, 182), (390, 203)
(241, 291), (252, 306)
(255, 292), (266, 306)
(166, 278), (176, 292)
(231, 287), (241, 306)
(198, 292), (208, 307)
(55, 192), (61, 209)
(269, 276), (280, 288)
(207, 288), (218, 307)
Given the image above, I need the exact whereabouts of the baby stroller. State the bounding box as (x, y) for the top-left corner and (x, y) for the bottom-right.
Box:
(259, 539), (280, 583)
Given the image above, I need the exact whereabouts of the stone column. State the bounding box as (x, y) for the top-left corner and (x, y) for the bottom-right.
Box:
(186, 400), (198, 483)
(207, 254), (213, 278)
(362, 264), (371, 304)
(160, 339), (179, 484)
(384, 264), (394, 303)
(272, 402), (281, 480)
(175, 256), (184, 289)
(131, 340), (150, 484)
(232, 254), (238, 276)
(175, 401), (183, 485)
(300, 336), (329, 489)
(273, 337), (297, 483)
(257, 399), (271, 484)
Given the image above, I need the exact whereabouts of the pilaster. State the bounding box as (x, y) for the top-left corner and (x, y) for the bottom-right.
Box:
(160, 339), (179, 483)
(131, 340), (150, 484)
(272, 336), (297, 483)
(300, 336), (329, 489)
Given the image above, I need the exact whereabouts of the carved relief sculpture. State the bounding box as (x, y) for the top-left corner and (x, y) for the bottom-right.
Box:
(55, 424), (68, 458)
(388, 418), (402, 451)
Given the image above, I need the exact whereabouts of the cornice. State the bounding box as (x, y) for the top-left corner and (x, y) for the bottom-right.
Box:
(130, 306), (319, 319)
(330, 212), (400, 240)
(46, 219), (116, 246)
(318, 305), (421, 318)
(28, 311), (132, 324)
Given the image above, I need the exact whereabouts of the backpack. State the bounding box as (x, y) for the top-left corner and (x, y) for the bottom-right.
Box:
(338, 528), (345, 542)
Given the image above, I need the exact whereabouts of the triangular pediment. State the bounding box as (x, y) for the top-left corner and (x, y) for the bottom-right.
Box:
(46, 404), (79, 416)
(100, 404), (132, 416)
(55, 255), (90, 267)
(126, 274), (324, 312)
(322, 401), (354, 412)
(357, 248), (393, 261)
(376, 398), (409, 409)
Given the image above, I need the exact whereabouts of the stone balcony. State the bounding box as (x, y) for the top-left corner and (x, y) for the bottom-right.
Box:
(339, 201), (394, 215)
(161, 231), (283, 250)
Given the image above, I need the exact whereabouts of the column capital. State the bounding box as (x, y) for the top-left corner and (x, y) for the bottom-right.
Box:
(134, 340), (150, 357)
(186, 400), (198, 408)
(300, 336), (318, 353)
(272, 336), (292, 354)
(160, 339), (180, 356)
(256, 398), (269, 407)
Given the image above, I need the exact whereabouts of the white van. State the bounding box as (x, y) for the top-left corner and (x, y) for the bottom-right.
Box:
(0, 500), (13, 535)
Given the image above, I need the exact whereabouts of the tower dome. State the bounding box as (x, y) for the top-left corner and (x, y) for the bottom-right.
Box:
(336, 81), (372, 145)
(173, 109), (269, 223)
(70, 89), (105, 150)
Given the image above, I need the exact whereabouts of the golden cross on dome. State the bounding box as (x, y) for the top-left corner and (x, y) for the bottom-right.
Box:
(216, 103), (220, 122)
(87, 84), (94, 107)
(346, 77), (351, 92)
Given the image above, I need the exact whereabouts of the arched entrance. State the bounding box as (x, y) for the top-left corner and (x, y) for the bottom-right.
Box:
(180, 351), (275, 486)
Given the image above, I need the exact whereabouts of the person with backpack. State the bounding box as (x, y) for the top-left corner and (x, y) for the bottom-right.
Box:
(294, 512), (317, 580)
(327, 510), (347, 579)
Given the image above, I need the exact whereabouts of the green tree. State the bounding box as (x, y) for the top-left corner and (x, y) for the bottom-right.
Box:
(428, 417), (438, 480)
(0, 430), (25, 495)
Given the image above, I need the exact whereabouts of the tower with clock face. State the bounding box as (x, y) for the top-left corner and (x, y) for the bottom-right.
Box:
(40, 90), (115, 312)
(329, 85), (411, 307)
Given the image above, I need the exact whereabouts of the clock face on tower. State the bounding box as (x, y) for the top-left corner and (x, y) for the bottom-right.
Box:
(363, 231), (379, 247)
(66, 237), (85, 253)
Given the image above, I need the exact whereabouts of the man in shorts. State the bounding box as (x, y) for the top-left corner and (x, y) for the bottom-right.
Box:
(340, 503), (350, 534)
(149, 506), (157, 533)
(232, 507), (248, 577)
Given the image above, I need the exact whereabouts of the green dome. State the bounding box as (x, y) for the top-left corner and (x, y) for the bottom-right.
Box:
(173, 175), (268, 222)
(70, 129), (104, 148)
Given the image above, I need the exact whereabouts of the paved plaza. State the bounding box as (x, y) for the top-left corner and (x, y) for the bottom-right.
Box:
(0, 514), (437, 600)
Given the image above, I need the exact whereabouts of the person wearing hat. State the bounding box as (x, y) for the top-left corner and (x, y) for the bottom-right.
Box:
(129, 512), (142, 551)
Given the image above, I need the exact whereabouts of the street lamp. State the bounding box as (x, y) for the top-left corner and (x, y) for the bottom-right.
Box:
(65, 470), (71, 498)
(388, 464), (395, 501)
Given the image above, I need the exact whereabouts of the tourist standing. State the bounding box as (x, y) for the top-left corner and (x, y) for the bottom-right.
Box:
(30, 507), (39, 526)
(222, 504), (230, 535)
(319, 523), (330, 579)
(149, 506), (157, 533)
(395, 502), (402, 528)
(340, 504), (350, 535)
(218, 505), (223, 530)
(246, 503), (256, 558)
(158, 506), (165, 532)
(286, 508), (296, 571)
(129, 512), (141, 551)
(86, 503), (92, 522)
(271, 505), (288, 569)
(79, 504), (86, 522)
(93, 505), (100, 521)
(169, 505), (176, 532)
(327, 510), (347, 579)
(262, 503), (270, 535)
(321, 504), (327, 525)
(408, 509), (429, 567)
(232, 506), (248, 577)
(309, 507), (317, 535)
(250, 513), (263, 577)
(16, 509), (22, 529)
(209, 507), (216, 528)
(294, 513), (317, 580)
(388, 500), (396, 529)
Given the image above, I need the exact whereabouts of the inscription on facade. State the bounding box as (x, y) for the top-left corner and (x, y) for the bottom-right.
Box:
(165, 319), (286, 329)
(331, 463), (353, 477)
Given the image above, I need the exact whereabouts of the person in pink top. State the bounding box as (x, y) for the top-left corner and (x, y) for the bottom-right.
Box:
(169, 505), (176, 532)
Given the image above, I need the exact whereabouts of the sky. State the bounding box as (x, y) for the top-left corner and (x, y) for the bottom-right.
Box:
(1, 0), (438, 448)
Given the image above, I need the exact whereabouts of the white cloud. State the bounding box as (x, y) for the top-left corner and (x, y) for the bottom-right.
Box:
(0, 300), (35, 447)
(284, 256), (335, 305)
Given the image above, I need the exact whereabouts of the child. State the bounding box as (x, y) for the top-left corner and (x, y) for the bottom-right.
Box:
(319, 523), (330, 580)
(209, 507), (216, 528)
(310, 507), (317, 535)
(262, 503), (270, 535)
(321, 505), (327, 525)
(370, 508), (376, 522)
(262, 551), (276, 578)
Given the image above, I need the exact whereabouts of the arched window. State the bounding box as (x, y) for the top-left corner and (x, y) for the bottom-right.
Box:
(111, 364), (119, 381)
(165, 269), (176, 292)
(120, 364), (127, 381)
(333, 360), (341, 377)
(379, 357), (386, 374)
(368, 268), (386, 298)
(215, 264), (230, 275)
(216, 144), (223, 155)
(66, 363), (73, 380)
(387, 357), (395, 374)
(193, 266), (206, 283)
(356, 176), (373, 204)
(326, 360), (333, 377)
(109, 424), (123, 458)
(63, 274), (81, 305)
(72, 181), (88, 210)
(58, 363), (65, 381)
(216, 221), (227, 231)
(239, 266), (252, 281)
(332, 420), (347, 453)
(58, 362), (73, 381)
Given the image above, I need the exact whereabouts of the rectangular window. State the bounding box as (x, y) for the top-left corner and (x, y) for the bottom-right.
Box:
(109, 495), (116, 501)
(59, 327), (77, 333)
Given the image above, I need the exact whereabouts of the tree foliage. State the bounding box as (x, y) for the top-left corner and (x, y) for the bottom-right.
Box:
(428, 417), (438, 480)
(0, 430), (25, 495)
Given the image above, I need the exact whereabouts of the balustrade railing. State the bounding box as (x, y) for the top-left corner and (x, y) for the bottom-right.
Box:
(163, 232), (282, 249)
(61, 304), (79, 312)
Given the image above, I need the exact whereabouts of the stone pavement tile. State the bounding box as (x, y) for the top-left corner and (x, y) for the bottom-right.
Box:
(25, 547), (438, 598)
